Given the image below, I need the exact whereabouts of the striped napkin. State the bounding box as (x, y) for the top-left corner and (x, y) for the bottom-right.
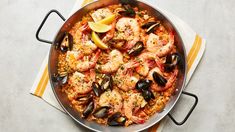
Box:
(30, 0), (206, 131)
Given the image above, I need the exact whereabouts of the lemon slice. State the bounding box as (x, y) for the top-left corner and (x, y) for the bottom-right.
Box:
(88, 22), (111, 33)
(91, 31), (108, 49)
(98, 14), (116, 25)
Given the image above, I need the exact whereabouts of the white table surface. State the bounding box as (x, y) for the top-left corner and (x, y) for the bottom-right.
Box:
(0, 0), (235, 132)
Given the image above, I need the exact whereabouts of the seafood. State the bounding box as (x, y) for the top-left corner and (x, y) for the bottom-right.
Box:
(115, 61), (139, 91)
(68, 69), (95, 96)
(96, 49), (123, 73)
(124, 92), (147, 124)
(115, 17), (140, 50)
(147, 67), (178, 92)
(146, 32), (175, 57)
(58, 3), (180, 127)
(99, 89), (123, 113)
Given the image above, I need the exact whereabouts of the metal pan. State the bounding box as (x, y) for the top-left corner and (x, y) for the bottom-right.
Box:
(35, 0), (198, 131)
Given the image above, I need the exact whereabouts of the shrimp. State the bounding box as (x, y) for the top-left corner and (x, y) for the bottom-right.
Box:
(115, 61), (139, 91)
(80, 40), (97, 55)
(96, 49), (123, 73)
(146, 32), (174, 57)
(135, 52), (163, 77)
(69, 69), (96, 97)
(147, 67), (178, 92)
(102, 19), (116, 43)
(124, 92), (147, 124)
(99, 89), (123, 113)
(66, 51), (84, 70)
(76, 49), (101, 72)
(91, 8), (113, 22)
(115, 18), (140, 50)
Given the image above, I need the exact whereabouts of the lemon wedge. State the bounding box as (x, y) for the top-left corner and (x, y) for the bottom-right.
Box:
(88, 22), (111, 33)
(91, 31), (108, 49)
(98, 14), (116, 25)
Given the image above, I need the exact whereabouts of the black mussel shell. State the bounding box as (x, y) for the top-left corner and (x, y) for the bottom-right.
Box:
(120, 0), (134, 5)
(59, 32), (73, 52)
(82, 101), (94, 118)
(141, 22), (157, 29)
(142, 90), (155, 102)
(101, 75), (113, 91)
(93, 106), (110, 118)
(76, 94), (92, 105)
(136, 79), (152, 91)
(165, 53), (182, 72)
(118, 5), (136, 17)
(52, 73), (68, 85)
(108, 112), (126, 126)
(92, 82), (103, 97)
(146, 23), (160, 34)
(152, 72), (167, 87)
(128, 41), (144, 56)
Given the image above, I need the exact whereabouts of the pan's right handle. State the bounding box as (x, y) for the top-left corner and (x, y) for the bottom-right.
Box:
(168, 91), (198, 125)
(36, 9), (66, 44)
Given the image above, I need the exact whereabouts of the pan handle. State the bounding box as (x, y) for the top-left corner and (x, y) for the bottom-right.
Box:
(167, 91), (198, 125)
(36, 9), (66, 44)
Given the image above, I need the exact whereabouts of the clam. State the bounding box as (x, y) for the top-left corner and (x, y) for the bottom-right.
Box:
(59, 32), (73, 52)
(135, 79), (152, 91)
(93, 106), (110, 118)
(108, 112), (126, 126)
(92, 82), (103, 97)
(82, 101), (94, 118)
(152, 71), (167, 87)
(142, 90), (155, 102)
(101, 75), (113, 91)
(165, 53), (181, 72)
(128, 41), (144, 56)
(76, 94), (92, 105)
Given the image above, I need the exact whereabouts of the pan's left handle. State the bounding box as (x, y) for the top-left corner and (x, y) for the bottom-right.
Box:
(36, 9), (66, 44)
(167, 91), (198, 125)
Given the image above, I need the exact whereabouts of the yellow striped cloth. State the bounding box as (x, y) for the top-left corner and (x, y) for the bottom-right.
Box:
(30, 0), (206, 131)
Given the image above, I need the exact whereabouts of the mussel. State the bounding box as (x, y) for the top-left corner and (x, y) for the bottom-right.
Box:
(52, 73), (68, 85)
(118, 5), (136, 17)
(165, 53), (181, 72)
(152, 71), (167, 87)
(82, 101), (94, 118)
(142, 90), (155, 102)
(128, 41), (144, 56)
(76, 94), (92, 105)
(56, 32), (73, 52)
(135, 79), (152, 91)
(93, 106), (110, 118)
(141, 22), (160, 34)
(101, 75), (113, 91)
(107, 112), (126, 126)
(92, 82), (103, 97)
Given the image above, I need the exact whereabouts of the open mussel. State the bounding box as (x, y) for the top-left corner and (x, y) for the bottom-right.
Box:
(141, 22), (160, 34)
(128, 41), (144, 56)
(101, 75), (113, 91)
(52, 72), (68, 85)
(152, 71), (167, 87)
(136, 79), (152, 91)
(82, 101), (94, 118)
(76, 94), (92, 105)
(55, 32), (73, 52)
(164, 53), (182, 72)
(118, 5), (136, 17)
(108, 112), (126, 126)
(93, 106), (110, 118)
(92, 82), (103, 97)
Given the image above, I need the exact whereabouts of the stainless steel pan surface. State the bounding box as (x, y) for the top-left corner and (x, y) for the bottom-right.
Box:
(35, 0), (198, 131)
